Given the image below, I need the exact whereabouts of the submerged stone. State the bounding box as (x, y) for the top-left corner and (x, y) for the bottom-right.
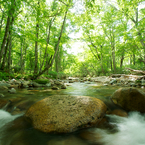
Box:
(24, 95), (107, 133)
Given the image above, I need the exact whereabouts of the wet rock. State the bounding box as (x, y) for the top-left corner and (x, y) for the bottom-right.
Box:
(8, 88), (16, 94)
(69, 80), (74, 83)
(32, 82), (41, 87)
(54, 80), (63, 85)
(79, 129), (101, 143)
(61, 84), (66, 89)
(106, 109), (128, 117)
(109, 79), (117, 85)
(91, 76), (110, 83)
(129, 83), (137, 87)
(11, 108), (23, 115)
(111, 88), (145, 113)
(46, 82), (51, 87)
(10, 85), (18, 88)
(15, 100), (35, 111)
(51, 86), (59, 90)
(0, 83), (10, 89)
(25, 95), (107, 133)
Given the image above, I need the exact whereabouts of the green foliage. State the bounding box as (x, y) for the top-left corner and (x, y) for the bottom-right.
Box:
(34, 79), (49, 84)
(14, 73), (23, 79)
(24, 74), (33, 80)
(0, 72), (14, 81)
(48, 71), (58, 79)
(57, 72), (67, 79)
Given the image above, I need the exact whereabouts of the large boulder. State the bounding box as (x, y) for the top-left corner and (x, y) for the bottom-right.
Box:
(111, 88), (145, 113)
(24, 95), (107, 133)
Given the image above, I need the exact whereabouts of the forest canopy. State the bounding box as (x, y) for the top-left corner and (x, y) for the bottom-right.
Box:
(0, 0), (145, 80)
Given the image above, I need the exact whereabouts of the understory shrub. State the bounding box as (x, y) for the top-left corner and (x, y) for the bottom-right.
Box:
(0, 72), (15, 81)
(34, 79), (49, 84)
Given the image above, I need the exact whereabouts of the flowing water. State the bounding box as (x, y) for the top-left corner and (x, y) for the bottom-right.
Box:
(0, 82), (145, 145)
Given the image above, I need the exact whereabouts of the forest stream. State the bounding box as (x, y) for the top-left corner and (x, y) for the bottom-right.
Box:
(0, 82), (145, 145)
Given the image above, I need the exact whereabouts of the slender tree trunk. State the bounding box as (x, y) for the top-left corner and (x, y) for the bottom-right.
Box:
(110, 57), (112, 71)
(110, 29), (116, 73)
(8, 37), (12, 73)
(120, 55), (124, 68)
(120, 49), (125, 68)
(1, 34), (10, 70)
(20, 40), (23, 68)
(34, 1), (40, 74)
(0, 16), (11, 65)
(0, 10), (5, 36)
(111, 44), (116, 72)
(133, 53), (135, 65)
(39, 45), (42, 71)
(32, 10), (68, 79)
(34, 23), (39, 74)
(40, 18), (55, 70)
(0, 0), (15, 65)
(130, 55), (132, 65)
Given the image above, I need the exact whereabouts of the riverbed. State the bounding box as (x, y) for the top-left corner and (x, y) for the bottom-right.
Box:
(0, 82), (145, 145)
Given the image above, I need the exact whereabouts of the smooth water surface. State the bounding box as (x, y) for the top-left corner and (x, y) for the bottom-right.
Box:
(0, 82), (145, 145)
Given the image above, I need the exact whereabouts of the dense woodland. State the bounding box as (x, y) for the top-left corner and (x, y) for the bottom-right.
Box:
(0, 0), (145, 80)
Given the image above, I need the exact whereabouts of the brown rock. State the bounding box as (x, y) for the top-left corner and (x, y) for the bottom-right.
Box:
(69, 80), (74, 83)
(0, 86), (8, 90)
(111, 88), (145, 112)
(61, 84), (66, 89)
(25, 95), (107, 133)
(51, 86), (59, 90)
(79, 130), (101, 142)
(15, 100), (35, 111)
(107, 109), (128, 117)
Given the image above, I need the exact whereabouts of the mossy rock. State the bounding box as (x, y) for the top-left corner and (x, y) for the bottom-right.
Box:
(34, 79), (49, 84)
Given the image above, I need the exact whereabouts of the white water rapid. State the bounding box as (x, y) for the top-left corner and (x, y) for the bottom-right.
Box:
(0, 110), (145, 145)
(95, 112), (145, 145)
(0, 109), (21, 145)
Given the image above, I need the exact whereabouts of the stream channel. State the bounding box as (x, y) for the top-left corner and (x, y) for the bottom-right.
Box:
(0, 82), (145, 145)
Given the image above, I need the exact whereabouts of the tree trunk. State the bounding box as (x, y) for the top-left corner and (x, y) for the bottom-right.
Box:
(34, 23), (39, 74)
(0, 0), (15, 65)
(133, 53), (135, 65)
(0, 10), (4, 36)
(125, 68), (145, 75)
(34, 1), (40, 74)
(40, 18), (55, 71)
(0, 15), (11, 65)
(20, 40), (23, 69)
(120, 55), (124, 68)
(111, 44), (116, 73)
(31, 10), (68, 79)
(110, 57), (112, 71)
(8, 37), (12, 73)
(1, 34), (10, 70)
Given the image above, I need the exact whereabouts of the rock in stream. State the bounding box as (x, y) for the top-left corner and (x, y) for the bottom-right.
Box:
(24, 95), (107, 133)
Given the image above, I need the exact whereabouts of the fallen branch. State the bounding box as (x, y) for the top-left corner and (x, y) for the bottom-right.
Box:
(125, 68), (145, 75)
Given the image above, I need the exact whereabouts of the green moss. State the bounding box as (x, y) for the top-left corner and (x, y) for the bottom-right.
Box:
(34, 79), (49, 84)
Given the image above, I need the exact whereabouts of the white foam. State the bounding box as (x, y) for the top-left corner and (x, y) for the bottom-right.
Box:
(96, 112), (145, 145)
(0, 109), (20, 128)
